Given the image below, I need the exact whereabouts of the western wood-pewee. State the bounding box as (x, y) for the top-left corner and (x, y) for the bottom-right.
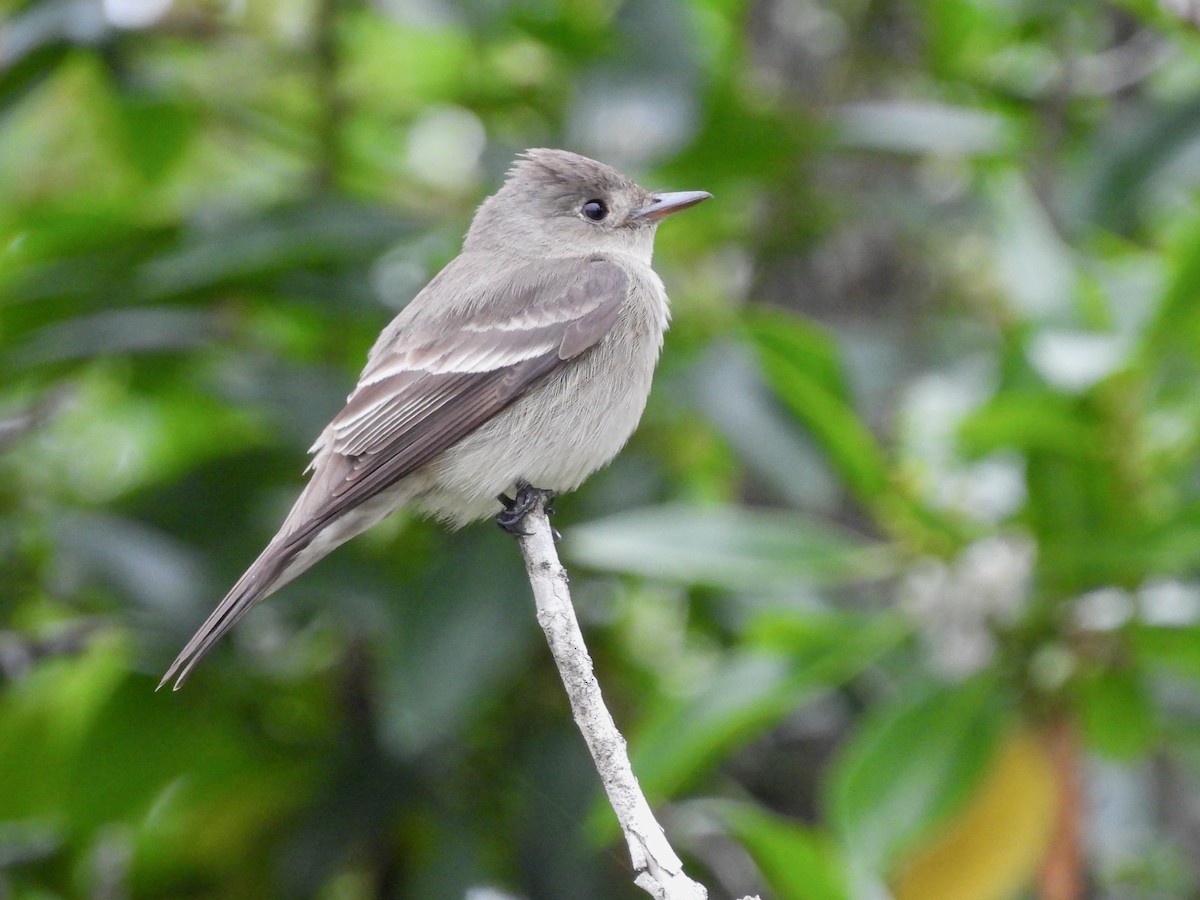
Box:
(161, 148), (710, 689)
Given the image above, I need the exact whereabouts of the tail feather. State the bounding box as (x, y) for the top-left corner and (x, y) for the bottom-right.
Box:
(160, 465), (419, 690)
(158, 538), (304, 690)
(160, 454), (353, 690)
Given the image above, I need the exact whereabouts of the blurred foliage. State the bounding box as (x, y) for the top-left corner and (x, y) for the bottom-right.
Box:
(8, 0), (1200, 898)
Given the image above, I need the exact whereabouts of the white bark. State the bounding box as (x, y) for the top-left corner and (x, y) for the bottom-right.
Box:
(512, 496), (710, 900)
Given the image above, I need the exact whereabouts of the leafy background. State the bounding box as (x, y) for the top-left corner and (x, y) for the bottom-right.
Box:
(5, 0), (1200, 897)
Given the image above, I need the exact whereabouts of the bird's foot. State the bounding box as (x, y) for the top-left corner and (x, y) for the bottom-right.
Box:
(497, 483), (559, 539)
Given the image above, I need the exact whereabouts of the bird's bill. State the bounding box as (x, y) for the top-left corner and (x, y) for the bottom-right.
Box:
(633, 190), (712, 222)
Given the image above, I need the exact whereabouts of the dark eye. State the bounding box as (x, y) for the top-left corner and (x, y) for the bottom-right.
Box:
(582, 199), (608, 221)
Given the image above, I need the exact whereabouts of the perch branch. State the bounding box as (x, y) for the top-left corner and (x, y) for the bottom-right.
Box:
(510, 493), (710, 900)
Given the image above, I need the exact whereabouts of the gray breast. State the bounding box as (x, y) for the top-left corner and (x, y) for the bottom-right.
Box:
(414, 264), (670, 525)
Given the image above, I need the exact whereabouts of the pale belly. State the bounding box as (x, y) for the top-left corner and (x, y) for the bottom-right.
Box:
(414, 309), (663, 526)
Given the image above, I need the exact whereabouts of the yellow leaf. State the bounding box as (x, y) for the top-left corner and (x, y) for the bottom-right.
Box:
(892, 728), (1057, 900)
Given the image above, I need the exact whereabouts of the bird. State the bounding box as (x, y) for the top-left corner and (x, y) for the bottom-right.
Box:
(160, 148), (710, 689)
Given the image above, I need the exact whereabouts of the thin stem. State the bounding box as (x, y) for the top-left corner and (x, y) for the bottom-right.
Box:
(1039, 718), (1084, 900)
(510, 493), (710, 900)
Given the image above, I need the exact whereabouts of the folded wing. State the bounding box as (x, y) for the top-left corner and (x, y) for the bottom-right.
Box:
(160, 255), (628, 689)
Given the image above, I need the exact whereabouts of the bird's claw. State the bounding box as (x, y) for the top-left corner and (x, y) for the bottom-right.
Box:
(497, 483), (557, 537)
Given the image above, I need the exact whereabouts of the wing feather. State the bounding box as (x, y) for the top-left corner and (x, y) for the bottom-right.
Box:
(288, 255), (626, 548)
(161, 255), (627, 690)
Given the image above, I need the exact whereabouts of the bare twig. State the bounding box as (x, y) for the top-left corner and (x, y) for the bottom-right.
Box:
(510, 494), (711, 900)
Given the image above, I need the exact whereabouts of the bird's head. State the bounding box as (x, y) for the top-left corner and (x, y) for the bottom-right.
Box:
(465, 148), (710, 263)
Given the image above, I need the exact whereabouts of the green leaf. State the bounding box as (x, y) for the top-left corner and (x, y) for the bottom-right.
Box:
(622, 614), (907, 809)
(742, 310), (961, 552)
(132, 200), (413, 301)
(566, 504), (894, 592)
(373, 530), (537, 756)
(1084, 94), (1200, 237)
(1074, 667), (1158, 760)
(745, 309), (853, 403)
(1145, 217), (1200, 363)
(67, 674), (312, 844)
(115, 95), (197, 184)
(744, 610), (911, 663)
(0, 631), (129, 820)
(958, 391), (1098, 459)
(1131, 623), (1200, 680)
(827, 675), (1006, 873)
(745, 313), (892, 501)
(717, 802), (848, 900)
(9, 308), (222, 369)
(0, 43), (72, 118)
